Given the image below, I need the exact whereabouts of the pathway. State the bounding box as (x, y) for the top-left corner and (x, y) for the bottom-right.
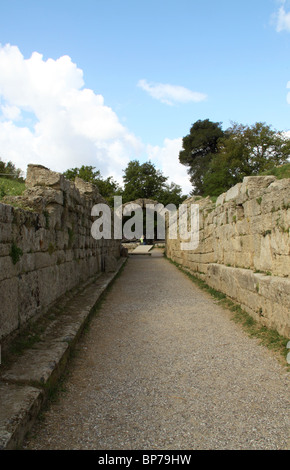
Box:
(23, 252), (290, 450)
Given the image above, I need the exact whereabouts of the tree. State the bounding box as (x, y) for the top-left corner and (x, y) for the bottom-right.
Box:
(203, 122), (290, 196)
(158, 182), (187, 206)
(122, 160), (168, 203)
(63, 165), (101, 184)
(179, 119), (224, 195)
(0, 158), (24, 181)
(122, 160), (188, 241)
(63, 165), (122, 206)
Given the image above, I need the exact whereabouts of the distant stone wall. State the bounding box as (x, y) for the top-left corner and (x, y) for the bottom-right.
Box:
(0, 165), (121, 345)
(166, 176), (290, 337)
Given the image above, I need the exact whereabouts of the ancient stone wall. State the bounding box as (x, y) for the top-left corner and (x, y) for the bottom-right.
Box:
(0, 165), (121, 346)
(166, 175), (290, 337)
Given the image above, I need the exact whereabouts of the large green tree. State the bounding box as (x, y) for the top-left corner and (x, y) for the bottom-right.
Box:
(122, 160), (187, 206)
(122, 160), (167, 203)
(179, 119), (224, 195)
(158, 182), (187, 206)
(203, 122), (290, 196)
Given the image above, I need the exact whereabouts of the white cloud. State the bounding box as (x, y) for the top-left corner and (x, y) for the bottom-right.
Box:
(286, 80), (290, 104)
(0, 44), (143, 182)
(274, 2), (290, 32)
(147, 137), (192, 195)
(0, 104), (21, 121)
(137, 79), (207, 106)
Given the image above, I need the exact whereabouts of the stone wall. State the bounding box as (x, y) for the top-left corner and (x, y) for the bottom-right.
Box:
(0, 165), (121, 346)
(166, 175), (290, 337)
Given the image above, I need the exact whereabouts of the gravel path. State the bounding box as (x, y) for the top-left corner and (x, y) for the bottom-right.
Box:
(24, 254), (290, 450)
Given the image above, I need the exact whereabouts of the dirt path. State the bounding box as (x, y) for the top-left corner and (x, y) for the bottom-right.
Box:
(23, 254), (289, 450)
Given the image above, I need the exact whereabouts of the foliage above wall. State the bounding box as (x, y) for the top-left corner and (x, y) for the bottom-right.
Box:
(179, 120), (290, 197)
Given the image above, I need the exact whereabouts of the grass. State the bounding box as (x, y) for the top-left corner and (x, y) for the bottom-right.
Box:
(0, 177), (25, 200)
(166, 256), (290, 369)
(260, 162), (290, 180)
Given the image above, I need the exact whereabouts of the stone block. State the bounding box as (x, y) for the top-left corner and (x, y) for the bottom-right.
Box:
(216, 192), (226, 206)
(0, 383), (44, 450)
(45, 204), (64, 230)
(241, 175), (276, 199)
(225, 183), (242, 202)
(104, 254), (117, 273)
(26, 164), (65, 190)
(37, 265), (60, 309)
(234, 251), (253, 269)
(0, 203), (14, 223)
(270, 228), (290, 256)
(0, 277), (19, 341)
(24, 187), (63, 206)
(243, 199), (262, 218)
(34, 251), (55, 270)
(18, 271), (40, 326)
(272, 255), (290, 277)
(254, 236), (273, 272)
(0, 256), (18, 281)
(18, 252), (35, 274)
(74, 177), (99, 196)
(17, 225), (36, 254)
(0, 222), (13, 243)
(259, 276), (290, 309)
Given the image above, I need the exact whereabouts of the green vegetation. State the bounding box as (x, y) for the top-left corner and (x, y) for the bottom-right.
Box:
(64, 161), (188, 207)
(179, 119), (224, 196)
(63, 165), (122, 207)
(0, 158), (24, 180)
(1, 126), (290, 211)
(0, 158), (25, 200)
(262, 230), (272, 237)
(179, 120), (290, 197)
(167, 257), (290, 368)
(9, 242), (23, 264)
(260, 162), (290, 179)
(0, 177), (25, 200)
(122, 159), (187, 205)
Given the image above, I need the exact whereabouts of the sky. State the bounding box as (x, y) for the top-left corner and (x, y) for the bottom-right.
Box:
(1, 0), (290, 195)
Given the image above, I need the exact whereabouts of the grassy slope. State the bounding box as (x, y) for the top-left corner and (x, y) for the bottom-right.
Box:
(260, 162), (290, 179)
(0, 177), (25, 201)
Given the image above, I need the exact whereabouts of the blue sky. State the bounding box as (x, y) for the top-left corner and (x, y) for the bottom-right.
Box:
(0, 0), (290, 194)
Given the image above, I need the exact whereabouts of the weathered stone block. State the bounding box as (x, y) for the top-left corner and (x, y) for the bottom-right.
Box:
(18, 271), (40, 326)
(225, 183), (242, 202)
(243, 199), (262, 218)
(0, 222), (13, 243)
(0, 277), (19, 341)
(0, 256), (18, 281)
(241, 175), (276, 199)
(234, 251), (252, 269)
(216, 192), (226, 206)
(0, 203), (14, 223)
(24, 187), (63, 206)
(45, 204), (64, 230)
(37, 265), (60, 309)
(104, 255), (117, 273)
(26, 164), (65, 190)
